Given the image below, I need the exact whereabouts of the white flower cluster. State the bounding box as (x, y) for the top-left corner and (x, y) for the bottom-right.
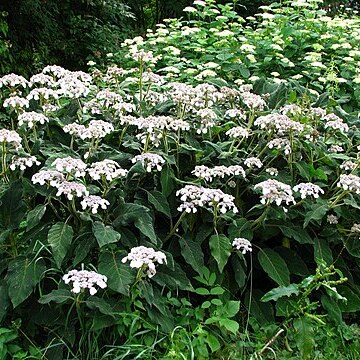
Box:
(196, 108), (217, 134)
(95, 89), (124, 108)
(266, 167), (279, 176)
(132, 153), (165, 172)
(176, 185), (238, 214)
(267, 138), (291, 155)
(280, 104), (302, 116)
(240, 91), (266, 110)
(27, 88), (59, 101)
(63, 269), (107, 295)
(244, 157), (263, 169)
(52, 157), (87, 178)
(122, 246), (167, 278)
(3, 95), (29, 109)
(340, 160), (357, 171)
(329, 144), (344, 153)
(324, 114), (349, 133)
(232, 238), (252, 254)
(327, 214), (338, 224)
(17, 112), (49, 129)
(55, 181), (89, 200)
(224, 108), (246, 120)
(0, 129), (22, 149)
(129, 49), (157, 63)
(56, 73), (91, 99)
(80, 195), (110, 214)
(226, 126), (250, 139)
(192, 165), (246, 182)
(309, 107), (327, 118)
(31, 170), (65, 186)
(9, 156), (40, 171)
(254, 179), (295, 208)
(63, 120), (114, 139)
(337, 174), (360, 194)
(351, 223), (360, 233)
(87, 160), (128, 181)
(293, 182), (324, 199)
(254, 113), (304, 135)
(29, 73), (55, 87)
(0, 73), (29, 88)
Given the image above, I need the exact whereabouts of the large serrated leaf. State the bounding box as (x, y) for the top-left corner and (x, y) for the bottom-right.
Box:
(293, 316), (315, 359)
(258, 248), (290, 287)
(179, 236), (204, 274)
(6, 257), (46, 308)
(278, 224), (313, 244)
(93, 221), (121, 248)
(98, 251), (133, 295)
(48, 222), (73, 268)
(26, 204), (47, 231)
(147, 190), (171, 218)
(39, 289), (72, 304)
(209, 234), (231, 272)
(261, 284), (299, 302)
(303, 202), (328, 228)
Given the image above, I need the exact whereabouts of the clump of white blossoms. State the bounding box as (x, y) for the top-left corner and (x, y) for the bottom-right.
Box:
(87, 159), (128, 181)
(254, 179), (295, 208)
(176, 185), (238, 214)
(232, 238), (252, 254)
(63, 120), (114, 140)
(132, 153), (165, 172)
(293, 182), (324, 199)
(9, 156), (40, 171)
(63, 269), (107, 295)
(240, 91), (266, 110)
(266, 167), (279, 176)
(267, 138), (291, 155)
(351, 223), (360, 233)
(254, 113), (304, 135)
(327, 214), (338, 224)
(337, 174), (360, 194)
(122, 246), (167, 278)
(340, 160), (357, 171)
(0, 73), (29, 89)
(192, 165), (246, 182)
(80, 195), (110, 214)
(31, 170), (65, 187)
(0, 129), (22, 150)
(27, 88), (59, 102)
(55, 181), (89, 200)
(226, 126), (250, 139)
(280, 104), (302, 116)
(18, 112), (49, 129)
(244, 157), (263, 169)
(3, 95), (29, 110)
(52, 157), (87, 178)
(224, 109), (246, 120)
(324, 114), (349, 133)
(329, 144), (344, 153)
(196, 108), (217, 134)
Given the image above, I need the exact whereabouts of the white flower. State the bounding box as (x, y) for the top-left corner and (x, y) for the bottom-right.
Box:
(327, 214), (338, 224)
(122, 246), (166, 278)
(9, 156), (40, 171)
(293, 182), (324, 199)
(63, 269), (107, 295)
(340, 160), (357, 171)
(0, 73), (29, 88)
(0, 129), (22, 150)
(3, 96), (29, 109)
(18, 112), (49, 129)
(244, 157), (263, 169)
(324, 114), (349, 133)
(55, 181), (89, 200)
(266, 167), (279, 176)
(351, 223), (360, 233)
(226, 126), (249, 139)
(254, 179), (295, 208)
(337, 174), (360, 194)
(132, 153), (165, 172)
(329, 144), (344, 153)
(192, 165), (246, 182)
(232, 238), (252, 254)
(176, 185), (238, 214)
(267, 138), (291, 155)
(254, 113), (304, 135)
(31, 170), (65, 187)
(87, 160), (128, 181)
(80, 195), (110, 214)
(52, 157), (87, 178)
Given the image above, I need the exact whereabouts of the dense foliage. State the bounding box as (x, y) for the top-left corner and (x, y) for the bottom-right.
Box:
(0, 0), (360, 359)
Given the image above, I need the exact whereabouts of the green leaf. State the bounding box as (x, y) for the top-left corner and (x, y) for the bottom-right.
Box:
(38, 289), (72, 304)
(321, 295), (343, 324)
(179, 236), (204, 275)
(26, 205), (46, 231)
(147, 190), (171, 218)
(278, 224), (313, 244)
(0, 282), (9, 323)
(6, 257), (46, 308)
(93, 221), (121, 248)
(221, 301), (240, 318)
(160, 166), (175, 197)
(98, 251), (133, 295)
(293, 316), (315, 359)
(154, 263), (192, 291)
(210, 287), (225, 295)
(0, 181), (27, 230)
(86, 296), (114, 317)
(114, 203), (157, 243)
(206, 333), (221, 352)
(276, 247), (309, 276)
(303, 202), (328, 228)
(314, 237), (333, 265)
(338, 285), (360, 312)
(48, 222), (73, 268)
(258, 248), (290, 287)
(209, 234), (231, 272)
(218, 318), (239, 334)
(261, 284), (299, 302)
(195, 287), (210, 295)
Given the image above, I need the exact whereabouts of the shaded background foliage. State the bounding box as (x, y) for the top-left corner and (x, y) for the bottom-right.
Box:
(1, 0), (359, 77)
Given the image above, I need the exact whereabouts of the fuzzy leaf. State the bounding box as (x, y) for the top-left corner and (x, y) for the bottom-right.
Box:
(39, 289), (72, 304)
(303, 202), (328, 228)
(293, 316), (315, 359)
(93, 221), (121, 248)
(26, 204), (47, 231)
(261, 284), (299, 302)
(48, 222), (73, 268)
(209, 234), (231, 272)
(6, 257), (46, 308)
(179, 236), (204, 275)
(258, 249), (290, 287)
(278, 224), (313, 244)
(147, 190), (171, 218)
